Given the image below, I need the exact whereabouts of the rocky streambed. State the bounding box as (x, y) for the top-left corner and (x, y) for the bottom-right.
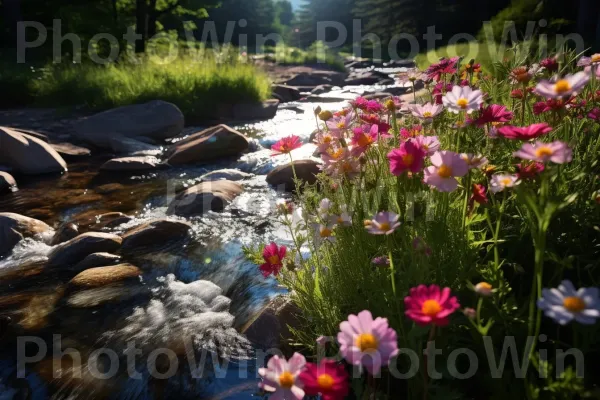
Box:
(0, 60), (415, 399)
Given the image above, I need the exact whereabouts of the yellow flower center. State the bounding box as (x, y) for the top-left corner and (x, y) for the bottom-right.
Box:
(329, 148), (344, 159)
(320, 227), (333, 238)
(355, 333), (378, 353)
(278, 371), (295, 389)
(422, 111), (433, 118)
(592, 54), (600, 63)
(563, 296), (586, 313)
(501, 178), (513, 186)
(337, 122), (346, 129)
(317, 373), (335, 390)
(337, 216), (344, 223)
(477, 282), (492, 292)
(402, 154), (414, 166)
(457, 98), (468, 109)
(437, 164), (452, 178)
(421, 299), (442, 316)
(267, 255), (280, 265)
(535, 146), (554, 158)
(379, 222), (391, 231)
(554, 80), (571, 94)
(357, 134), (374, 147)
(323, 135), (332, 144)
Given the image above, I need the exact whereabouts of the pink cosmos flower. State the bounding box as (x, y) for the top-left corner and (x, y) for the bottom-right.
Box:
(540, 57), (559, 72)
(577, 54), (600, 67)
(460, 153), (488, 169)
(534, 72), (590, 99)
(412, 236), (432, 256)
(497, 123), (552, 140)
(271, 135), (302, 155)
(423, 151), (469, 192)
(299, 360), (349, 400)
(425, 57), (459, 81)
(387, 139), (426, 175)
(442, 86), (484, 114)
(404, 284), (461, 326)
(337, 310), (399, 375)
(513, 140), (573, 164)
(400, 125), (424, 140)
(516, 162), (545, 179)
(469, 184), (488, 207)
(366, 100), (383, 113)
(414, 135), (441, 156)
(432, 82), (454, 104)
(350, 96), (369, 110)
(258, 353), (306, 399)
(351, 124), (378, 155)
(326, 112), (355, 136)
(407, 102), (444, 123)
(490, 174), (520, 193)
(259, 242), (287, 277)
(474, 104), (514, 127)
(365, 211), (401, 235)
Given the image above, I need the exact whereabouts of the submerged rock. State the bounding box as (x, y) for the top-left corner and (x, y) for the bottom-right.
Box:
(0, 126), (67, 174)
(72, 100), (184, 148)
(50, 142), (91, 159)
(0, 171), (17, 194)
(68, 263), (141, 288)
(108, 135), (162, 156)
(72, 252), (121, 272)
(272, 84), (301, 102)
(0, 212), (54, 256)
(121, 219), (192, 251)
(50, 222), (79, 245)
(200, 168), (252, 182)
(47, 232), (122, 268)
(100, 156), (163, 172)
(166, 180), (244, 216)
(285, 71), (347, 87)
(266, 159), (321, 192)
(166, 124), (249, 165)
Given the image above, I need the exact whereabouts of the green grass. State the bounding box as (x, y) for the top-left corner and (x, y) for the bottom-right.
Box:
(415, 42), (500, 72)
(264, 42), (346, 72)
(1, 49), (272, 122)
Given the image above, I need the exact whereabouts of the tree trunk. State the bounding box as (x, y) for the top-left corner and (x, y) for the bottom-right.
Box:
(3, 0), (23, 47)
(135, 0), (148, 53)
(147, 0), (158, 38)
(111, 0), (118, 23)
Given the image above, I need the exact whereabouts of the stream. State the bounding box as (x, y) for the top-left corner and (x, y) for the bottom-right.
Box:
(0, 69), (409, 399)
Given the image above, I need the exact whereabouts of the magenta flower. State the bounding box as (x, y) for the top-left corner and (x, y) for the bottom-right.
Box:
(258, 353), (306, 399)
(350, 124), (378, 155)
(513, 140), (573, 164)
(588, 108), (600, 122)
(516, 162), (545, 179)
(490, 174), (520, 193)
(540, 57), (559, 72)
(425, 57), (459, 81)
(407, 102), (444, 123)
(350, 96), (369, 110)
(271, 135), (302, 155)
(414, 135), (441, 156)
(337, 310), (399, 375)
(497, 123), (552, 140)
(259, 242), (287, 277)
(387, 139), (426, 175)
(366, 100), (383, 113)
(474, 104), (513, 127)
(423, 151), (469, 192)
(442, 86), (483, 114)
(365, 211), (401, 235)
(404, 285), (460, 327)
(534, 72), (590, 99)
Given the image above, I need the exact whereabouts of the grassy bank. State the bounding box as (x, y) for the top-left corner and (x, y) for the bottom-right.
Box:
(264, 42), (346, 72)
(415, 42), (498, 72)
(0, 51), (272, 121)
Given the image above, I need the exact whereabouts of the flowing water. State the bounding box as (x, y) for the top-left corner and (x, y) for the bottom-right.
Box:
(0, 75), (408, 399)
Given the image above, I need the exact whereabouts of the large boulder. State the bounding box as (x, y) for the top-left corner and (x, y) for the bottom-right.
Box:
(266, 160), (321, 192)
(0, 213), (54, 256)
(72, 252), (122, 272)
(100, 156), (163, 172)
(47, 232), (122, 267)
(272, 85), (301, 102)
(121, 219), (192, 251)
(231, 99), (279, 120)
(0, 127), (67, 174)
(200, 169), (252, 182)
(166, 125), (249, 166)
(72, 100), (184, 148)
(0, 171), (17, 194)
(50, 222), (79, 245)
(285, 71), (348, 87)
(68, 264), (141, 288)
(109, 136), (162, 155)
(167, 180), (243, 216)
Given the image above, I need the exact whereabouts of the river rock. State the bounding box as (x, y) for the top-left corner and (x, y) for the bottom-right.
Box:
(100, 156), (163, 172)
(47, 232), (122, 267)
(231, 99), (279, 120)
(285, 71), (347, 87)
(109, 135), (162, 155)
(0, 213), (54, 256)
(72, 100), (184, 148)
(121, 219), (192, 251)
(50, 142), (91, 159)
(66, 284), (146, 308)
(311, 84), (334, 95)
(68, 264), (141, 288)
(0, 171), (17, 194)
(272, 85), (301, 102)
(200, 169), (252, 182)
(167, 180), (243, 216)
(166, 125), (249, 165)
(0, 127), (67, 174)
(266, 160), (321, 192)
(50, 222), (79, 245)
(72, 252), (121, 271)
